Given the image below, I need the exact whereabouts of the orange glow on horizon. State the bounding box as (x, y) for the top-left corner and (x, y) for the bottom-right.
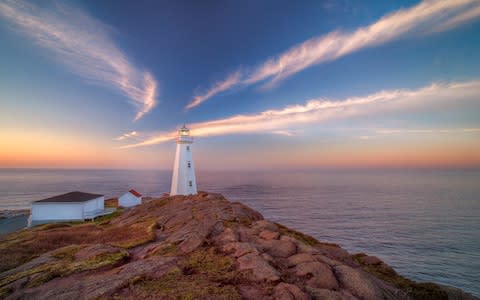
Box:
(1, 128), (480, 170)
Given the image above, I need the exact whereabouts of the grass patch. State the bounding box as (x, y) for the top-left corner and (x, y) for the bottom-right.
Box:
(111, 220), (157, 249)
(94, 209), (123, 225)
(0, 214), (154, 272)
(180, 248), (236, 281)
(128, 270), (241, 300)
(116, 247), (242, 300)
(51, 244), (85, 260)
(0, 247), (128, 291)
(68, 251), (128, 274)
(222, 220), (239, 229)
(151, 243), (178, 257)
(0, 286), (13, 298)
(0, 263), (51, 287)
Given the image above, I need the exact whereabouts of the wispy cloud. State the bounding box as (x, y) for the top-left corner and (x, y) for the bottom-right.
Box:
(186, 0), (480, 109)
(428, 4), (480, 33)
(186, 71), (241, 110)
(115, 131), (139, 141)
(121, 79), (480, 148)
(0, 0), (158, 121)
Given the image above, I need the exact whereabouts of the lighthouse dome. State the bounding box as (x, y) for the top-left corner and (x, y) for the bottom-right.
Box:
(179, 125), (190, 136)
(176, 125), (193, 143)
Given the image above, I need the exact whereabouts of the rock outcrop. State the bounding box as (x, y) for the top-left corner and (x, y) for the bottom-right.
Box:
(0, 192), (477, 300)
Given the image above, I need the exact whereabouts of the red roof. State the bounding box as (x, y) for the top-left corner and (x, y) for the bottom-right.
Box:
(129, 189), (142, 197)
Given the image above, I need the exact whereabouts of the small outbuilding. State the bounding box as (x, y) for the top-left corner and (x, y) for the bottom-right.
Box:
(118, 189), (142, 208)
(29, 191), (114, 226)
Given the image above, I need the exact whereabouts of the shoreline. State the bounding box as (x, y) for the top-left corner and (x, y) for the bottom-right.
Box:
(0, 215), (28, 236)
(0, 209), (30, 219)
(0, 192), (478, 299)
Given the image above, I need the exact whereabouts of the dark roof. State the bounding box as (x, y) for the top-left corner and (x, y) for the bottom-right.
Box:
(34, 191), (103, 203)
(129, 189), (142, 197)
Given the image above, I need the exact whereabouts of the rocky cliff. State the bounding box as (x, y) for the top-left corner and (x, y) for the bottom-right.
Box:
(0, 192), (477, 300)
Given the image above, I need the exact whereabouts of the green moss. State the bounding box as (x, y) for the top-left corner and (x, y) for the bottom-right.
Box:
(275, 222), (339, 248)
(112, 220), (157, 249)
(137, 274), (242, 300)
(68, 251), (128, 273)
(0, 264), (50, 287)
(152, 243), (178, 256)
(153, 198), (169, 206)
(119, 247), (241, 299)
(126, 268), (241, 300)
(94, 209), (123, 225)
(1, 248), (128, 290)
(26, 268), (63, 288)
(352, 253), (449, 300)
(0, 286), (13, 298)
(33, 223), (73, 231)
(181, 248), (235, 281)
(0, 230), (35, 250)
(222, 220), (239, 229)
(51, 245), (84, 260)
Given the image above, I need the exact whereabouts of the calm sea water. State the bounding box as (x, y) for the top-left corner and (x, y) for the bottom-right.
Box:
(0, 168), (479, 296)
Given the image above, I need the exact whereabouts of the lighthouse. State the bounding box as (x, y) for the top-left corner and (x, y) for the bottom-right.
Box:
(170, 125), (197, 195)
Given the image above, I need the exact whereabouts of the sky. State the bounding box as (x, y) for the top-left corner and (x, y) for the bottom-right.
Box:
(1, 0), (480, 170)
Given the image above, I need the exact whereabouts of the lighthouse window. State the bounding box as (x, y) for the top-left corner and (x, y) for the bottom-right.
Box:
(186, 146), (190, 151)
(189, 181), (192, 187)
(187, 161), (191, 168)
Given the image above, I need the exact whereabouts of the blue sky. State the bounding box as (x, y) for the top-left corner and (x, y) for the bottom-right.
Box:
(1, 0), (480, 169)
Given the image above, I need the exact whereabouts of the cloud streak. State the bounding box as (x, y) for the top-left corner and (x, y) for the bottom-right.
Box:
(186, 0), (480, 109)
(115, 131), (139, 141)
(186, 71), (241, 110)
(0, 0), (158, 121)
(121, 79), (480, 148)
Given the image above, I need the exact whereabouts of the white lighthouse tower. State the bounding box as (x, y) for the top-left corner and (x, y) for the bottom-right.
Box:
(170, 125), (197, 195)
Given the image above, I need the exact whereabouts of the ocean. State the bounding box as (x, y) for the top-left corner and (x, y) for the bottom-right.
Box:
(0, 168), (479, 296)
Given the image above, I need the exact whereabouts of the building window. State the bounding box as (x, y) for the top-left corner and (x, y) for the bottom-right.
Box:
(187, 161), (191, 168)
(189, 180), (192, 187)
(186, 146), (190, 151)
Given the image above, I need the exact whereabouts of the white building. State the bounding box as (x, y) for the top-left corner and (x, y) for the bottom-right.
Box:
(118, 189), (142, 207)
(29, 191), (114, 225)
(170, 125), (197, 195)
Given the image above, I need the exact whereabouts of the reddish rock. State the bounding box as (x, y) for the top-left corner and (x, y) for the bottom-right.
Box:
(261, 252), (275, 264)
(216, 227), (238, 244)
(1, 192), (462, 300)
(75, 244), (124, 261)
(237, 253), (280, 282)
(231, 202), (263, 223)
(237, 284), (267, 299)
(295, 261), (338, 290)
(177, 232), (204, 253)
(258, 239), (297, 258)
(334, 264), (383, 300)
(318, 245), (351, 263)
(222, 242), (259, 258)
(305, 287), (356, 300)
(251, 220), (278, 233)
(362, 255), (383, 266)
(287, 253), (317, 267)
(296, 242), (320, 255)
(259, 229), (280, 240)
(237, 226), (257, 243)
(313, 254), (340, 267)
(273, 282), (311, 300)
(15, 256), (178, 300)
